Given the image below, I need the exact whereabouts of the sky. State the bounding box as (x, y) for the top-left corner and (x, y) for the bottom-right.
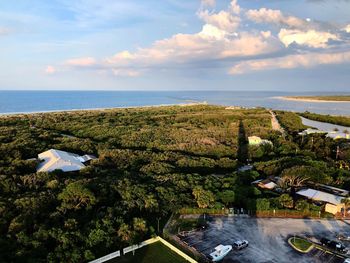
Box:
(1, 0), (350, 91)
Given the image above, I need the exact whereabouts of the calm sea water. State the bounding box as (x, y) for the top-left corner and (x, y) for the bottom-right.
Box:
(0, 90), (350, 116)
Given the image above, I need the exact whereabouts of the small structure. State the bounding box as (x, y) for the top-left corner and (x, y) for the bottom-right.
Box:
(252, 177), (279, 190)
(298, 128), (327, 136)
(327, 131), (350, 140)
(37, 149), (96, 173)
(252, 176), (281, 190)
(248, 136), (272, 146)
(296, 188), (347, 215)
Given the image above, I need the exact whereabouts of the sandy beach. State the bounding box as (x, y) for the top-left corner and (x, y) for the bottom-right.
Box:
(275, 96), (350, 103)
(0, 101), (208, 117)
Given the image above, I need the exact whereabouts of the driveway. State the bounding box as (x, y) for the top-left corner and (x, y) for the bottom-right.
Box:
(181, 216), (350, 263)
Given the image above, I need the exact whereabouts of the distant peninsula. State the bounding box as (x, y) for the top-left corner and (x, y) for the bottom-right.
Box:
(279, 95), (350, 103)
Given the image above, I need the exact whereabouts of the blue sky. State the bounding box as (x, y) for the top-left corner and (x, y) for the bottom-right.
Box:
(1, 0), (350, 91)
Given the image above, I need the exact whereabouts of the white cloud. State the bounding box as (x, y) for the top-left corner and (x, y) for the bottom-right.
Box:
(112, 69), (140, 77)
(201, 0), (216, 8)
(246, 8), (308, 29)
(45, 65), (56, 74)
(344, 24), (350, 33)
(102, 25), (279, 71)
(229, 50), (350, 74)
(198, 10), (240, 33)
(278, 28), (338, 48)
(63, 0), (280, 77)
(230, 0), (240, 15)
(60, 1), (349, 78)
(65, 57), (96, 67)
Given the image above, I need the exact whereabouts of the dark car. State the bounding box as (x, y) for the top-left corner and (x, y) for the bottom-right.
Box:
(321, 238), (347, 253)
(233, 240), (249, 250)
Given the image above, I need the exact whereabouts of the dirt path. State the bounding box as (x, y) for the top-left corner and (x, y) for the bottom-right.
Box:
(270, 110), (285, 135)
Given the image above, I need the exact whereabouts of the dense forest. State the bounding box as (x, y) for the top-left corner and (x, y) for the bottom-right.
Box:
(1, 105), (349, 262)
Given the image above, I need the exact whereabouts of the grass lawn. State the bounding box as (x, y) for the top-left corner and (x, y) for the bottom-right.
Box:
(290, 237), (313, 252)
(108, 241), (189, 263)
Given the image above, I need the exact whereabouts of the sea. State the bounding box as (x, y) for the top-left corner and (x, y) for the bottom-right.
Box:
(0, 90), (350, 116)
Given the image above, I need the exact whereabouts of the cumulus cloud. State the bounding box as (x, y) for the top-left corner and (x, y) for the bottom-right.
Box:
(230, 0), (240, 15)
(246, 8), (308, 29)
(45, 65), (56, 74)
(65, 57), (96, 67)
(60, 0), (350, 77)
(278, 28), (338, 48)
(103, 25), (279, 73)
(229, 50), (350, 74)
(64, 0), (280, 77)
(198, 10), (240, 33)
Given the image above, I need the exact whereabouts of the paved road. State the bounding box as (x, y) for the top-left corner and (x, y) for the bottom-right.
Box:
(182, 217), (349, 263)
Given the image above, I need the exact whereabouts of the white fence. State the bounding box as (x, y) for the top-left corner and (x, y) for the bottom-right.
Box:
(90, 236), (198, 263)
(89, 250), (120, 263)
(123, 237), (158, 255)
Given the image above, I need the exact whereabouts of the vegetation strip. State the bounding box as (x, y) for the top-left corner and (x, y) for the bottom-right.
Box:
(2, 105), (350, 262)
(288, 237), (314, 253)
(284, 96), (350, 102)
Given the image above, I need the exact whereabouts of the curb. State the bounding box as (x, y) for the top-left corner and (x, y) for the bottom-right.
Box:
(288, 237), (314, 254)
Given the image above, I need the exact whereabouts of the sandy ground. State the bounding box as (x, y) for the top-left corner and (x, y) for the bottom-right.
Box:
(182, 217), (350, 263)
(275, 96), (350, 103)
(0, 102), (208, 117)
(270, 110), (285, 134)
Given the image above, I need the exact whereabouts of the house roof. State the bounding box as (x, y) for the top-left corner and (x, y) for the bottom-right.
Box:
(251, 179), (277, 189)
(317, 184), (349, 197)
(296, 188), (344, 205)
(37, 149), (87, 172)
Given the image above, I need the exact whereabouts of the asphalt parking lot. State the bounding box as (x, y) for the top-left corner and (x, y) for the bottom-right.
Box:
(181, 216), (350, 263)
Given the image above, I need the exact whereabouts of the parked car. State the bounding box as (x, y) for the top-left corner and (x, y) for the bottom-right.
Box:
(344, 258), (350, 263)
(320, 238), (347, 253)
(337, 233), (350, 241)
(233, 240), (249, 250)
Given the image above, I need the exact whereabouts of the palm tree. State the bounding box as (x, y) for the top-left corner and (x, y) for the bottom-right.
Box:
(341, 198), (350, 217)
(279, 174), (309, 208)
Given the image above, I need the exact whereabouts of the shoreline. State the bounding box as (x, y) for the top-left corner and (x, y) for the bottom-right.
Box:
(0, 102), (209, 117)
(275, 96), (350, 103)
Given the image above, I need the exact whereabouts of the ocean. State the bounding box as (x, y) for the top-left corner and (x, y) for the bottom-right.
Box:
(0, 90), (350, 116)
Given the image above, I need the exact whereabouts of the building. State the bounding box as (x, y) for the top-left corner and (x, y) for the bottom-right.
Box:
(296, 188), (347, 215)
(316, 184), (349, 197)
(298, 128), (327, 136)
(248, 136), (272, 146)
(252, 179), (277, 190)
(326, 131), (350, 140)
(298, 128), (350, 140)
(37, 149), (96, 172)
(251, 177), (280, 190)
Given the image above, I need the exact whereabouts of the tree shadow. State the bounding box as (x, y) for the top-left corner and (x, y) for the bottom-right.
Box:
(237, 120), (248, 164)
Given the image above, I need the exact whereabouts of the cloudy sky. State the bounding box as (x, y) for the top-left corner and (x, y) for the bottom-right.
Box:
(1, 0), (350, 91)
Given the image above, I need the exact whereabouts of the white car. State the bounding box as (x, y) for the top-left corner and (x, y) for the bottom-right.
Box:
(344, 259), (350, 263)
(233, 240), (249, 250)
